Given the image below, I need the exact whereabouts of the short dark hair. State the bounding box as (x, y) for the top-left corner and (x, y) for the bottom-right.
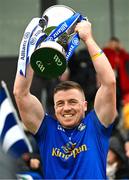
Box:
(110, 36), (120, 42)
(54, 81), (85, 96)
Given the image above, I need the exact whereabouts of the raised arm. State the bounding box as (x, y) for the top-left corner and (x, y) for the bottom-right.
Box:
(75, 20), (117, 127)
(13, 65), (45, 134)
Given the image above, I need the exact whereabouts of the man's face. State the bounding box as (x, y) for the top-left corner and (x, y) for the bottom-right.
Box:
(109, 40), (120, 51)
(54, 89), (87, 128)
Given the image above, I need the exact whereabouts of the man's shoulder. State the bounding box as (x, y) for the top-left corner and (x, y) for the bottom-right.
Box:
(44, 113), (57, 124)
(85, 109), (96, 119)
(84, 110), (101, 126)
(34, 114), (57, 137)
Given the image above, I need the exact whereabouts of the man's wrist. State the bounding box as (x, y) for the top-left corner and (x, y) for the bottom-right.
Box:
(84, 37), (94, 45)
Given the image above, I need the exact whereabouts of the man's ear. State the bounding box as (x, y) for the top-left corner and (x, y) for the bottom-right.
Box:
(84, 101), (88, 111)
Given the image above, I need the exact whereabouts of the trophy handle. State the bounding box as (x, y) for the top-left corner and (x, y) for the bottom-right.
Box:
(39, 15), (48, 30)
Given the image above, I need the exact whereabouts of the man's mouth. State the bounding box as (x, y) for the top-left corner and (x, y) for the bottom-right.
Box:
(63, 114), (73, 118)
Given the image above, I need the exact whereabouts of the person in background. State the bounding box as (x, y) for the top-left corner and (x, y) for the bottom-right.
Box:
(103, 37), (129, 129)
(14, 20), (116, 179)
(15, 123), (43, 178)
(107, 134), (129, 179)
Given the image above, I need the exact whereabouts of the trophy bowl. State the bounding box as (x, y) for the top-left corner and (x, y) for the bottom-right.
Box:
(43, 5), (75, 30)
(30, 5), (76, 79)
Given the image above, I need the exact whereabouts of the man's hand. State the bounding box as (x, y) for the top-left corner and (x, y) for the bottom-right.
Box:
(75, 20), (93, 43)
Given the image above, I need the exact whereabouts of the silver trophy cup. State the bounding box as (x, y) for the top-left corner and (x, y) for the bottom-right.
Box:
(30, 5), (80, 78)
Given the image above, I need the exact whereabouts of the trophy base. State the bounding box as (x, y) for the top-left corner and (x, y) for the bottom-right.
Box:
(30, 41), (67, 79)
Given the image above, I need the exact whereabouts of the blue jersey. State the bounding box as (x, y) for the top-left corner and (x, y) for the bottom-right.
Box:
(34, 110), (113, 179)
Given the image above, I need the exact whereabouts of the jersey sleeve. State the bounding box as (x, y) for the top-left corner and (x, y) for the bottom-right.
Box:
(34, 114), (56, 142)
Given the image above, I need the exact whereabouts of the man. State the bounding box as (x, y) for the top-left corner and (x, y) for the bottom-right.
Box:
(14, 20), (116, 179)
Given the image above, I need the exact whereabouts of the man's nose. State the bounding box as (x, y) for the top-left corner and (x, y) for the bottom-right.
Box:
(63, 102), (71, 110)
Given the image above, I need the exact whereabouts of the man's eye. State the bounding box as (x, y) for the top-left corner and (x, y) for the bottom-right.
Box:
(69, 100), (77, 105)
(56, 102), (64, 107)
